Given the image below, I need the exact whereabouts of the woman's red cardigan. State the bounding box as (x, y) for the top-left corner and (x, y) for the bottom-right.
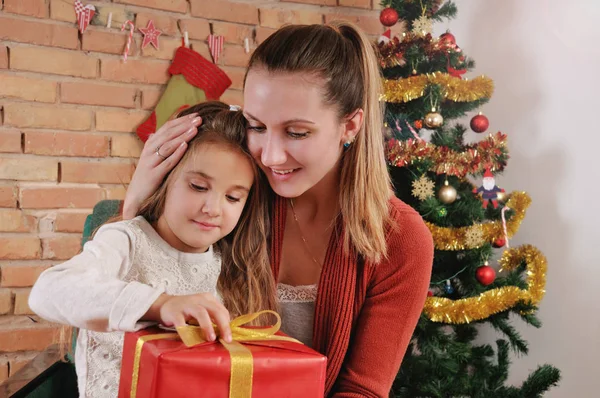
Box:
(270, 195), (434, 397)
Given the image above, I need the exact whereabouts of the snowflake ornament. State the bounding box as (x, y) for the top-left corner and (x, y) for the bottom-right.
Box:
(411, 16), (433, 36)
(412, 175), (436, 201)
(464, 225), (485, 248)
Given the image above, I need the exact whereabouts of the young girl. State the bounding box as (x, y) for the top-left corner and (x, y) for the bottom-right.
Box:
(29, 101), (277, 398)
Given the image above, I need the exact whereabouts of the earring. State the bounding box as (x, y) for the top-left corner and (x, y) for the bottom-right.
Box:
(344, 141), (351, 148)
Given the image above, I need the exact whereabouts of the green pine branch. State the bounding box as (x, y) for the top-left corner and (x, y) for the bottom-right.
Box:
(489, 316), (529, 354)
(520, 365), (561, 397)
(431, 1), (458, 22)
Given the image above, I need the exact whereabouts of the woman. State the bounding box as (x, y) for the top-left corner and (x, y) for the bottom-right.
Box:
(124, 22), (433, 397)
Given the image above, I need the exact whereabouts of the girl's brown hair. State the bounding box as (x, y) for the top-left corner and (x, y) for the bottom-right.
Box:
(246, 21), (391, 264)
(138, 101), (277, 319)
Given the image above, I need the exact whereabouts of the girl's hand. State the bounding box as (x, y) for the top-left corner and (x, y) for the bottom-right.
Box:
(146, 293), (233, 343)
(123, 114), (203, 219)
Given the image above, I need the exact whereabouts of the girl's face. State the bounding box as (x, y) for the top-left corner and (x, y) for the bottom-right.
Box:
(156, 143), (255, 253)
(243, 69), (358, 198)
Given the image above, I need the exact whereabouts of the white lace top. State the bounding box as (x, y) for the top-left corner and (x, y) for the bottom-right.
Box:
(29, 217), (221, 398)
(277, 283), (317, 347)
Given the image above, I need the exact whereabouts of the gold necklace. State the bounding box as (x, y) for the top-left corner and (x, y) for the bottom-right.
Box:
(289, 198), (322, 268)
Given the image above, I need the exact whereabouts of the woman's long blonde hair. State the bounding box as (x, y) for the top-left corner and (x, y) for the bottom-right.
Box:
(246, 21), (391, 264)
(137, 101), (277, 319)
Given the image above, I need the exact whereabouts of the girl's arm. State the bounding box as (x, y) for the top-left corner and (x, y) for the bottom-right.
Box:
(29, 222), (163, 332)
(332, 211), (434, 397)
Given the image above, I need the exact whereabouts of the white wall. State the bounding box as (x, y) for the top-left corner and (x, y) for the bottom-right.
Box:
(433, 1), (600, 395)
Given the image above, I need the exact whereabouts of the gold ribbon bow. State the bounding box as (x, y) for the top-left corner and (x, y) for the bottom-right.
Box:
(130, 310), (300, 398)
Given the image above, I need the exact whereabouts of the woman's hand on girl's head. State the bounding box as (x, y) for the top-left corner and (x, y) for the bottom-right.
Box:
(146, 293), (233, 343)
(122, 114), (203, 219)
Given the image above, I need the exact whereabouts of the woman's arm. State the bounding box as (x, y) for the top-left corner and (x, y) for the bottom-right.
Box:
(29, 223), (163, 332)
(332, 211), (434, 397)
(123, 114), (202, 219)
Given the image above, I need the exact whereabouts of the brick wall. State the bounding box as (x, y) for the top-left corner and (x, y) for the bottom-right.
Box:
(0, 0), (380, 381)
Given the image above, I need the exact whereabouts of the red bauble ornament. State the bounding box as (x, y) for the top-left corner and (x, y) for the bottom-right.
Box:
(493, 238), (506, 248)
(440, 32), (456, 46)
(476, 265), (496, 286)
(427, 290), (434, 297)
(470, 113), (489, 133)
(414, 119), (423, 129)
(380, 8), (399, 27)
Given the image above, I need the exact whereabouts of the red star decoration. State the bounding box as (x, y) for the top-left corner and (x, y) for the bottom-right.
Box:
(139, 20), (162, 50)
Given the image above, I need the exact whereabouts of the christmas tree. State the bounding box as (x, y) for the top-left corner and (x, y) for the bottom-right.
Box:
(377, 1), (561, 396)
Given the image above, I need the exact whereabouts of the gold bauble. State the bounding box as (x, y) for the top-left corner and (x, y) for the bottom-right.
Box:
(497, 191), (510, 203)
(438, 182), (457, 204)
(424, 112), (444, 128)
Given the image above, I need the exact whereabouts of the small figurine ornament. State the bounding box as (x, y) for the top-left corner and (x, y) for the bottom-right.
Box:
(472, 167), (505, 209)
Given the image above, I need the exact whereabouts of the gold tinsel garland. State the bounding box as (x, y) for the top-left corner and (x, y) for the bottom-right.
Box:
(423, 244), (547, 323)
(426, 191), (531, 251)
(381, 73), (494, 103)
(387, 132), (508, 178)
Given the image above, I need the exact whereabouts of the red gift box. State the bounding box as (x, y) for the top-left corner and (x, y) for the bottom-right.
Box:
(119, 312), (326, 398)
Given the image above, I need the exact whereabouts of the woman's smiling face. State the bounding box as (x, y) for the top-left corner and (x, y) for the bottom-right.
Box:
(243, 69), (349, 198)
